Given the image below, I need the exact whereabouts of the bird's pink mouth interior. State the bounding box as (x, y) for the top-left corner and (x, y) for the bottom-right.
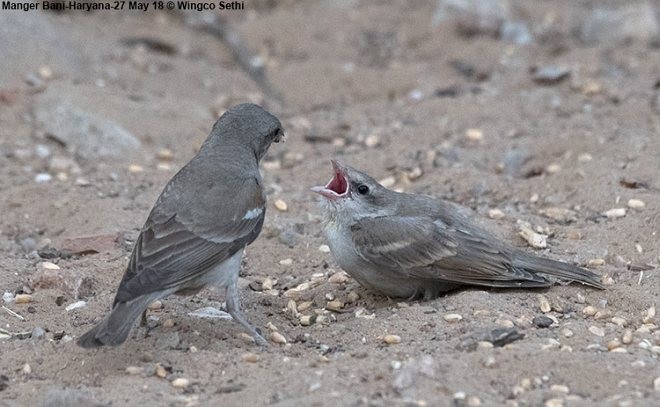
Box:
(311, 162), (349, 200)
(326, 171), (348, 195)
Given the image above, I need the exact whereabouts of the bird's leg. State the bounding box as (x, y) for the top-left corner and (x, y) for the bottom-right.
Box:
(225, 282), (268, 347)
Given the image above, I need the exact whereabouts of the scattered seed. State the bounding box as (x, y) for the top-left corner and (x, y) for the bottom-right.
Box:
(465, 128), (483, 142)
(238, 332), (255, 344)
(642, 306), (656, 324)
(466, 396), (482, 407)
(582, 306), (597, 317)
(518, 222), (547, 249)
(299, 315), (315, 326)
(262, 277), (275, 291)
(318, 245), (330, 253)
(274, 199), (288, 212)
(155, 364), (167, 378)
(157, 148), (174, 161)
(562, 328), (574, 338)
(364, 134), (380, 148)
(297, 301), (313, 312)
(22, 363), (31, 375)
(566, 230), (582, 240)
(346, 291), (360, 303)
(653, 376), (660, 392)
(607, 340), (622, 351)
(126, 366), (144, 375)
(162, 319), (175, 328)
(496, 319), (515, 328)
(266, 321), (278, 331)
(269, 331), (287, 344)
(14, 294), (32, 304)
(622, 330), (633, 344)
(379, 176), (396, 188)
(147, 300), (162, 311)
(577, 153), (593, 162)
(326, 300), (344, 311)
(594, 310), (611, 320)
(627, 199), (645, 210)
(444, 313), (463, 322)
(65, 300), (86, 311)
(587, 258), (605, 267)
(171, 378), (190, 388)
(488, 209), (505, 219)
(545, 398), (564, 407)
(611, 317), (627, 327)
(383, 334), (401, 345)
(128, 164), (144, 173)
(242, 353), (259, 363)
(545, 163), (561, 174)
(328, 272), (348, 284)
(603, 208), (626, 219)
(550, 384), (570, 394)
(279, 258), (293, 266)
(588, 326), (605, 337)
(325, 292), (335, 301)
(538, 295), (551, 313)
(39, 261), (60, 270)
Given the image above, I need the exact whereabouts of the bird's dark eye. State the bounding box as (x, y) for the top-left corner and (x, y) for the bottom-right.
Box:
(357, 184), (369, 195)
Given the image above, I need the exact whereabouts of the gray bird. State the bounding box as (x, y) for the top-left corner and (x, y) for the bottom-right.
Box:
(78, 103), (285, 348)
(312, 160), (603, 300)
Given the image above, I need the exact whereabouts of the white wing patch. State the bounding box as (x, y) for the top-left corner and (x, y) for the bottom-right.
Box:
(243, 207), (264, 220)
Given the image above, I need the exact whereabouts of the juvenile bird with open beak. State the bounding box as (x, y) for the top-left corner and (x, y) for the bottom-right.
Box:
(78, 104), (285, 348)
(312, 160), (603, 300)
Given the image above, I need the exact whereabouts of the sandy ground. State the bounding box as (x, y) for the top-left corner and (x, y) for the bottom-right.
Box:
(1, 1), (659, 406)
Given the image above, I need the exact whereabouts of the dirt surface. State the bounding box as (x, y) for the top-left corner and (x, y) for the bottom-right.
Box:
(1, 1), (659, 406)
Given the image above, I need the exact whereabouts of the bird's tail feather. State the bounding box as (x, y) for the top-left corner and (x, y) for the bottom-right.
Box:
(77, 295), (158, 348)
(514, 253), (605, 289)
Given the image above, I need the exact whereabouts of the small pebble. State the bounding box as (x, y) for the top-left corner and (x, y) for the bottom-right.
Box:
(488, 209), (505, 219)
(318, 245), (330, 253)
(603, 208), (626, 219)
(627, 199), (645, 210)
(443, 313), (463, 322)
(545, 398), (563, 407)
(466, 396), (482, 407)
(147, 300), (163, 311)
(346, 291), (360, 303)
(273, 199), (288, 212)
(299, 315), (315, 326)
(653, 377), (660, 392)
(22, 364), (31, 375)
(269, 331), (287, 344)
(238, 332), (255, 344)
(562, 328), (574, 338)
(588, 326), (605, 337)
(162, 319), (175, 328)
(550, 384), (570, 394)
(242, 353), (259, 363)
(577, 153), (592, 162)
(383, 334), (401, 345)
(546, 163), (561, 174)
(533, 315), (554, 328)
(326, 300), (343, 311)
(611, 317), (627, 327)
(31, 327), (46, 340)
(279, 258), (293, 266)
(171, 378), (190, 388)
(14, 294), (32, 304)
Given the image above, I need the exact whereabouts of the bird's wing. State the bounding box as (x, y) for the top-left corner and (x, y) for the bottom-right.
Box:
(350, 216), (458, 270)
(350, 215), (549, 287)
(114, 175), (265, 304)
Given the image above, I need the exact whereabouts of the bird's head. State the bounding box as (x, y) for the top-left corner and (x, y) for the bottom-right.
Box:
(311, 160), (394, 222)
(212, 103), (285, 161)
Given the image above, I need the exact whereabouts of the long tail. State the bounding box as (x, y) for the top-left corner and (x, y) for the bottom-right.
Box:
(514, 253), (605, 289)
(77, 295), (158, 348)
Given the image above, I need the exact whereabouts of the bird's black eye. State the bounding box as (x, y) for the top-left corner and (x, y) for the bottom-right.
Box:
(357, 184), (369, 195)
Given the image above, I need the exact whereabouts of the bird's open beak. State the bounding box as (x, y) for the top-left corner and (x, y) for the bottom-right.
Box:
(311, 159), (350, 200)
